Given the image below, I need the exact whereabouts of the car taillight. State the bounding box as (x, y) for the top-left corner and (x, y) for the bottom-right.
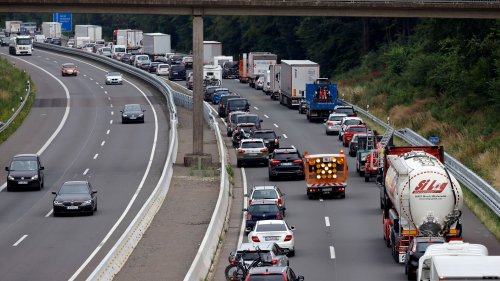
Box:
(251, 236), (260, 242)
(271, 160), (281, 165)
(247, 213), (252, 220)
(276, 213), (282, 219)
(411, 243), (417, 253)
(260, 148), (268, 152)
(327, 121), (334, 126)
(238, 149), (246, 153)
(284, 235), (293, 241)
(271, 259), (278, 265)
(275, 139), (279, 144)
(249, 199), (253, 205)
(277, 198), (282, 206)
(293, 159), (303, 164)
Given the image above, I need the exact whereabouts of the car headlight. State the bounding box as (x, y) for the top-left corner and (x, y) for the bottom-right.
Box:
(31, 175), (38, 180)
(53, 200), (64, 206)
(361, 155), (367, 161)
(138, 114), (144, 117)
(8, 175), (14, 180)
(122, 114), (128, 117)
(81, 200), (92, 206)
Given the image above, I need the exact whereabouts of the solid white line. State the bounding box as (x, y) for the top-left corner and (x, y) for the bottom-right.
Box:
(282, 134), (288, 139)
(45, 209), (53, 218)
(13, 235), (28, 247)
(273, 123), (279, 128)
(106, 130), (110, 135)
(330, 246), (336, 259)
(0, 54), (71, 192)
(93, 154), (98, 160)
(111, 111), (114, 116)
(253, 106), (259, 110)
(264, 114), (269, 118)
(110, 120), (113, 125)
(101, 141), (105, 146)
(83, 168), (89, 175)
(325, 216), (331, 227)
(237, 167), (248, 248)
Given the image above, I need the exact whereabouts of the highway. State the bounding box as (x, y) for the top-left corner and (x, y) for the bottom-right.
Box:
(187, 78), (500, 280)
(0, 48), (170, 281)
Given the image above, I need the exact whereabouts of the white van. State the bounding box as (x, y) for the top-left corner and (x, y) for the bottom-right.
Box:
(428, 256), (500, 281)
(417, 241), (488, 281)
(34, 34), (46, 43)
(111, 44), (126, 60)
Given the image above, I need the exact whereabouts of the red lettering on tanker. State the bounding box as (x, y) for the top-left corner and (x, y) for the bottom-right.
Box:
(413, 179), (448, 194)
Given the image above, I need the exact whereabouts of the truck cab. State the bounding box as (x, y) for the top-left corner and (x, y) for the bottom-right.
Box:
(304, 78), (338, 122)
(9, 36), (32, 56)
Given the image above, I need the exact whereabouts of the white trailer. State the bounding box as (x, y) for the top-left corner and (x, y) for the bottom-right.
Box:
(75, 25), (102, 43)
(213, 55), (233, 67)
(247, 52), (277, 88)
(5, 21), (22, 34)
(142, 33), (171, 56)
(279, 60), (319, 108)
(427, 256), (500, 281)
(203, 65), (222, 82)
(269, 64), (281, 99)
(114, 29), (143, 50)
(42, 22), (62, 39)
(203, 41), (222, 65)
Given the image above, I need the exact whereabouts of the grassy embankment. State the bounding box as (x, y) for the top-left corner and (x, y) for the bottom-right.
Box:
(0, 57), (36, 144)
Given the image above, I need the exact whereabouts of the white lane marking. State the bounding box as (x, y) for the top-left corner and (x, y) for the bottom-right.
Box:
(110, 120), (113, 125)
(325, 216), (331, 227)
(54, 61), (57, 63)
(13, 235), (28, 247)
(93, 154), (99, 160)
(45, 209), (53, 218)
(111, 111), (114, 116)
(106, 130), (110, 135)
(83, 168), (89, 175)
(110, 104), (113, 108)
(291, 145), (296, 149)
(253, 106), (259, 110)
(0, 54), (71, 192)
(264, 114), (269, 119)
(104, 91), (108, 94)
(273, 123), (279, 128)
(237, 167), (248, 248)
(107, 97), (111, 101)
(89, 77), (93, 81)
(95, 82), (99, 85)
(221, 118), (228, 127)
(101, 141), (105, 146)
(282, 134), (288, 139)
(83, 74), (87, 77)
(330, 246), (336, 259)
(100, 86), (104, 89)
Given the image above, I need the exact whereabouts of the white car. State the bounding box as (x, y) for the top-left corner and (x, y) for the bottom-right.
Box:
(156, 64), (170, 76)
(134, 55), (150, 68)
(325, 113), (347, 135)
(246, 185), (285, 209)
(105, 72), (123, 85)
(98, 47), (112, 57)
(338, 116), (364, 141)
(248, 220), (295, 256)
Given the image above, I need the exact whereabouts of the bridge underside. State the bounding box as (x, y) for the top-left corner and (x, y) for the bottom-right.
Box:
(0, 1), (499, 19)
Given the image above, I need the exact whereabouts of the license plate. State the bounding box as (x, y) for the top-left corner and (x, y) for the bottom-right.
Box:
(399, 253), (406, 263)
(130, 116), (136, 119)
(265, 236), (280, 241)
(249, 153), (258, 156)
(281, 163), (292, 166)
(67, 206), (78, 210)
(323, 188), (332, 192)
(18, 181), (28, 184)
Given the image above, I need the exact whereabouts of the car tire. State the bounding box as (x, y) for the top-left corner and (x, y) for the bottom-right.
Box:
(6, 185), (13, 192)
(269, 173), (275, 181)
(237, 161), (242, 168)
(307, 193), (314, 200)
(288, 250), (295, 257)
(53, 211), (59, 217)
(37, 183), (42, 191)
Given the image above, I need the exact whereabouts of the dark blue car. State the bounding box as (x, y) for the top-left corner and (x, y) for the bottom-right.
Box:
(244, 199), (285, 232)
(212, 88), (230, 104)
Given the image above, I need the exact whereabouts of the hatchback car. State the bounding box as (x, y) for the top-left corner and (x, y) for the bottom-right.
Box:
(204, 86), (219, 102)
(105, 72), (123, 85)
(268, 148), (304, 181)
(334, 105), (357, 117)
(342, 125), (368, 147)
(325, 113), (347, 135)
(244, 199), (284, 232)
(148, 62), (161, 73)
(227, 111), (248, 137)
(235, 114), (263, 132)
(338, 117), (364, 141)
(61, 63), (77, 76)
(237, 139), (269, 167)
(248, 220), (295, 256)
(52, 181), (97, 216)
(246, 185), (285, 209)
(251, 129), (280, 152)
(5, 154), (44, 191)
(169, 64), (186, 81)
(121, 104), (145, 123)
(212, 88), (230, 104)
(405, 237), (445, 280)
(97, 47), (112, 57)
(245, 266), (304, 281)
(156, 63), (170, 76)
(234, 242), (289, 267)
(219, 94), (241, 118)
(134, 55), (151, 68)
(225, 97), (250, 117)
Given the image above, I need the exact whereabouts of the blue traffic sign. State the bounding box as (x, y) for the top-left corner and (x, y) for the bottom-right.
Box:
(428, 136), (440, 144)
(53, 13), (72, 32)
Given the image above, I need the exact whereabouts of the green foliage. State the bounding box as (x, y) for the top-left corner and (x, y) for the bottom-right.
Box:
(0, 58), (31, 123)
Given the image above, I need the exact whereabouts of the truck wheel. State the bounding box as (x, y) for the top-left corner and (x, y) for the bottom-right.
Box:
(360, 171), (365, 177)
(365, 175), (370, 182)
(307, 193), (314, 200)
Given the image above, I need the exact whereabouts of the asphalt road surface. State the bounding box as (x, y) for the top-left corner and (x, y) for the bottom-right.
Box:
(195, 78), (499, 281)
(0, 48), (170, 281)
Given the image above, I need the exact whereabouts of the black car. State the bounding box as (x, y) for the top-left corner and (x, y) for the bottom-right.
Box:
(225, 97), (250, 117)
(167, 54), (185, 65)
(246, 266), (304, 281)
(148, 62), (161, 73)
(244, 199), (285, 232)
(121, 103), (146, 123)
(268, 148), (304, 181)
(139, 61), (151, 71)
(222, 61), (239, 79)
(204, 86), (219, 102)
(251, 129), (280, 152)
(51, 38), (62, 46)
(5, 154), (45, 191)
(120, 53), (133, 64)
(334, 105), (357, 117)
(298, 98), (307, 114)
(218, 94), (241, 118)
(52, 181), (97, 216)
(405, 237), (445, 280)
(169, 64), (186, 81)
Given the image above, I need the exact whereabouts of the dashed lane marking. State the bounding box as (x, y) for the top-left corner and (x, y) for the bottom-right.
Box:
(83, 168), (89, 175)
(253, 106), (259, 110)
(325, 216), (331, 227)
(110, 120), (113, 125)
(330, 246), (336, 259)
(282, 134), (288, 139)
(45, 210), (53, 218)
(101, 141), (105, 146)
(264, 114), (269, 118)
(106, 130), (110, 135)
(273, 123), (279, 128)
(93, 154), (98, 160)
(13, 235), (28, 247)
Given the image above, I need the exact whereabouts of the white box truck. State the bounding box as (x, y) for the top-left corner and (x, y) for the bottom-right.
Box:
(279, 60), (320, 108)
(203, 65), (222, 82)
(5, 21), (22, 34)
(142, 33), (171, 57)
(42, 22), (62, 39)
(114, 29), (143, 51)
(424, 256), (500, 281)
(247, 52), (277, 88)
(75, 25), (102, 43)
(203, 41), (222, 65)
(269, 64), (281, 100)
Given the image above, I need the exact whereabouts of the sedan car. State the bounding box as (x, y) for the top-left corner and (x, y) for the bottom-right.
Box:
(52, 181), (97, 216)
(61, 63), (77, 76)
(268, 148), (304, 181)
(251, 129), (280, 152)
(405, 237), (445, 280)
(5, 154), (44, 191)
(105, 72), (123, 85)
(244, 199), (284, 232)
(121, 103), (146, 123)
(236, 139), (269, 167)
(245, 266), (304, 281)
(156, 63), (170, 76)
(325, 113), (347, 135)
(248, 220), (295, 256)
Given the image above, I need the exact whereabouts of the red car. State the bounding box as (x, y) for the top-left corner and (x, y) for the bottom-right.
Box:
(61, 63), (77, 76)
(342, 125), (367, 147)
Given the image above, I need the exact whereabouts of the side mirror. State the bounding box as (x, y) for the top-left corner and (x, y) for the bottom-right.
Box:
(260, 120), (263, 123)
(298, 276), (305, 281)
(5, 167), (9, 171)
(242, 208), (247, 212)
(92, 190), (97, 194)
(40, 166), (44, 170)
(51, 191), (57, 195)
(290, 226), (295, 230)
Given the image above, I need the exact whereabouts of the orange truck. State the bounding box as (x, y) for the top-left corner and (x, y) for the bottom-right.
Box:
(304, 151), (348, 199)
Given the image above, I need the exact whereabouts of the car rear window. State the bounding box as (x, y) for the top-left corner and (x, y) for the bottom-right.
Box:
(329, 115), (345, 121)
(253, 132), (276, 139)
(247, 275), (283, 281)
(249, 204), (279, 213)
(349, 127), (367, 132)
(274, 152), (301, 161)
(171, 65), (185, 71)
(336, 107), (355, 115)
(252, 190), (278, 200)
(256, 223), (287, 232)
(216, 90), (230, 95)
(242, 142), (264, 149)
(228, 99), (248, 107)
(231, 113), (245, 124)
(239, 252), (272, 263)
(237, 115), (259, 124)
(345, 119), (363, 126)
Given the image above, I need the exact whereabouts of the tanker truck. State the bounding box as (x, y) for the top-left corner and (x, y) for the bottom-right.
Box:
(381, 146), (463, 264)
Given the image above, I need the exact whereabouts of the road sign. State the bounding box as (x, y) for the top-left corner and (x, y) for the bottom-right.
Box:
(53, 13), (72, 32)
(428, 136), (440, 143)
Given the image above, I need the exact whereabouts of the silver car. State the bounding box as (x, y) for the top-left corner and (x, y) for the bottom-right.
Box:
(325, 113), (347, 135)
(105, 72), (123, 85)
(236, 139), (269, 167)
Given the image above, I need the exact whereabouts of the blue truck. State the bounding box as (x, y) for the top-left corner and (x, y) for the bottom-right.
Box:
(305, 78), (338, 122)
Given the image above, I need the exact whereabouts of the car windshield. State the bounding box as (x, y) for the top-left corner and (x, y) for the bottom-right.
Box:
(137, 56), (148, 61)
(216, 90), (230, 95)
(336, 107), (355, 115)
(17, 38), (31, 45)
(59, 183), (89, 194)
(237, 115), (259, 124)
(228, 100), (248, 107)
(256, 223), (287, 232)
(10, 160), (37, 171)
(242, 142), (264, 149)
(329, 115), (346, 122)
(349, 127), (367, 132)
(114, 47), (126, 52)
(101, 48), (111, 52)
(253, 190), (278, 200)
(63, 64), (75, 68)
(230, 114), (245, 124)
(107, 72), (121, 76)
(248, 204), (279, 213)
(124, 104), (141, 111)
(253, 132), (276, 139)
(345, 119), (363, 126)
(247, 275), (283, 281)
(274, 153), (300, 160)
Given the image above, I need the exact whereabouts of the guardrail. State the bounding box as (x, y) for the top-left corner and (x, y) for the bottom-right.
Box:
(341, 99), (500, 217)
(0, 79), (31, 134)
